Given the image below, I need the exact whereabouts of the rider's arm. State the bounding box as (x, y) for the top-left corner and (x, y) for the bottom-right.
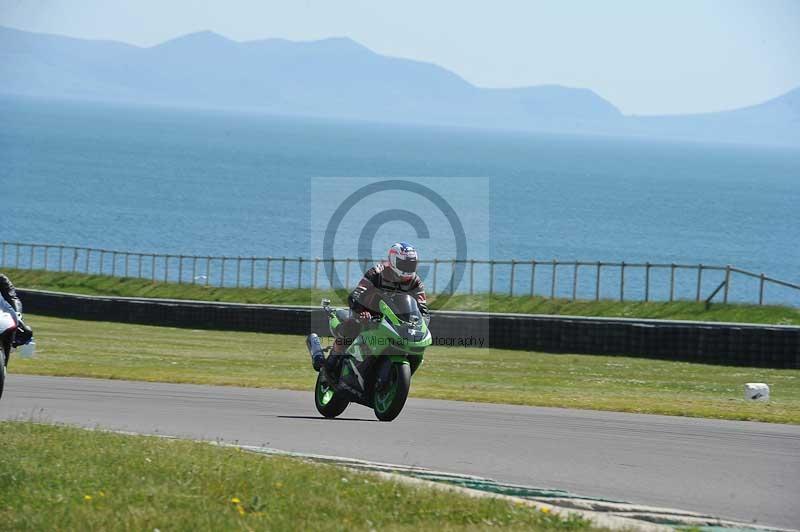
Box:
(347, 267), (381, 314)
(410, 278), (430, 318)
(0, 274), (22, 314)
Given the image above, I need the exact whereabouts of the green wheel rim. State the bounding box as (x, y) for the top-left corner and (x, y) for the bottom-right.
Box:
(317, 382), (334, 406)
(374, 366), (399, 413)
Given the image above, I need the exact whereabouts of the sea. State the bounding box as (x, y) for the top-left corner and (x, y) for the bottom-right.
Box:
(2, 96), (798, 304)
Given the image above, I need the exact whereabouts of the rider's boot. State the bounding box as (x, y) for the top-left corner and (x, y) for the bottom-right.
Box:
(321, 339), (346, 383)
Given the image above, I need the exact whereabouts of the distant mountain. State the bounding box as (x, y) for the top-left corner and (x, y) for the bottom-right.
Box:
(1, 26), (797, 146)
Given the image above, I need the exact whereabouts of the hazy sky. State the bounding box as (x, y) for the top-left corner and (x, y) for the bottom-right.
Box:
(1, 0), (798, 115)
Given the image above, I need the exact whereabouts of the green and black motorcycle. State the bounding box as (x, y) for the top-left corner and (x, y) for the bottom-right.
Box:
(306, 294), (431, 421)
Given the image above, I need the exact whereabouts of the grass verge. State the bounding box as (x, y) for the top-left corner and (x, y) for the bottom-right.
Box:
(7, 268), (800, 325)
(11, 314), (800, 424)
(0, 421), (594, 531)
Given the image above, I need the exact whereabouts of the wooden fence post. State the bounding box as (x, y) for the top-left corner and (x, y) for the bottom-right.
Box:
(469, 259), (475, 295)
(723, 265), (731, 303)
(572, 262), (578, 301)
(695, 264), (703, 302)
(297, 257), (303, 289)
(489, 260), (494, 296)
(669, 263), (675, 302)
(509, 259), (516, 296)
(433, 259), (439, 294)
(595, 261), (601, 301)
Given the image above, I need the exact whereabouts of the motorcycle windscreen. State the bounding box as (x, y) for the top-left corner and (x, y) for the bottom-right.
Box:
(383, 294), (424, 325)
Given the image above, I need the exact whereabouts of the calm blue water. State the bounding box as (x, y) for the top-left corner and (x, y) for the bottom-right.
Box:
(2, 97), (799, 304)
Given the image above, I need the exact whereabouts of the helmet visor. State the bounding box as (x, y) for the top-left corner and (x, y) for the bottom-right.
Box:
(395, 256), (418, 275)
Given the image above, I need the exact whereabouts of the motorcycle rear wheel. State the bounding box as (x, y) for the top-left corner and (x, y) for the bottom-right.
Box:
(373, 362), (411, 422)
(314, 372), (349, 418)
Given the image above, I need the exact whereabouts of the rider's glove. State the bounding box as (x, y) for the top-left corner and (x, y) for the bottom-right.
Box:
(358, 311), (372, 321)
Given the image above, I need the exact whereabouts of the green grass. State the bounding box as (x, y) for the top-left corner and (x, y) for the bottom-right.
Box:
(12, 314), (800, 424)
(0, 421), (594, 531)
(7, 268), (800, 325)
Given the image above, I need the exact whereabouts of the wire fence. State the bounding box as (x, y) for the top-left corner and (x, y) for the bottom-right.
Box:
(2, 241), (799, 306)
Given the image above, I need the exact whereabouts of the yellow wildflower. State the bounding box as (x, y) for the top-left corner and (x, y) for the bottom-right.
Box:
(230, 497), (241, 504)
(83, 495), (92, 502)
(540, 507), (550, 514)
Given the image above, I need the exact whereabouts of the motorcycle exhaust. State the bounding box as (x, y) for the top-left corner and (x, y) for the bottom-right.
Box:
(306, 333), (325, 371)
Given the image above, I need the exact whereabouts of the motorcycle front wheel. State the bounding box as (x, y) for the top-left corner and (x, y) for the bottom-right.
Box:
(314, 372), (349, 418)
(373, 362), (411, 422)
(0, 348), (6, 401)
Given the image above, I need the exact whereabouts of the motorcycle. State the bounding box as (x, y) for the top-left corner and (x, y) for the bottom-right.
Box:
(306, 293), (431, 421)
(0, 300), (35, 401)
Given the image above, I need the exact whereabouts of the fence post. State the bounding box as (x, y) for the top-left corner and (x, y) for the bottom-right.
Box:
(151, 254), (156, 282)
(164, 255), (170, 283)
(669, 263), (675, 302)
(72, 248), (78, 272)
(469, 259), (475, 295)
(250, 258), (255, 288)
(30, 245), (35, 270)
(235, 257), (242, 287)
(344, 259), (351, 290)
(265, 257), (271, 288)
(44, 245), (49, 270)
(530, 260), (536, 297)
(192, 256), (197, 284)
(595, 261), (601, 301)
(619, 261), (625, 302)
(205, 257), (211, 286)
(124, 252), (129, 277)
(644, 262), (651, 302)
(314, 258), (320, 290)
(572, 262), (579, 301)
(448, 259), (456, 294)
(509, 260), (516, 296)
(178, 255), (184, 284)
(85, 248), (90, 273)
(297, 257), (303, 289)
(432, 259), (439, 294)
(99, 250), (105, 275)
(488, 260), (494, 296)
(759, 273), (765, 305)
(220, 258), (226, 287)
(695, 264), (703, 302)
(111, 251), (117, 277)
(550, 260), (557, 299)
(280, 257), (287, 289)
(723, 265), (731, 303)
(58, 245), (64, 271)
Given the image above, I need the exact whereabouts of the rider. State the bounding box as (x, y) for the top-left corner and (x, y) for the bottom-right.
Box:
(325, 242), (429, 376)
(0, 273), (33, 355)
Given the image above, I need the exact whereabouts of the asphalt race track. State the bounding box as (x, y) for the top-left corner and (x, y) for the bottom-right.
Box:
(2, 375), (799, 528)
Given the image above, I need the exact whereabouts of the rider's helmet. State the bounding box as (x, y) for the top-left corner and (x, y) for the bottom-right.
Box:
(386, 242), (418, 282)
